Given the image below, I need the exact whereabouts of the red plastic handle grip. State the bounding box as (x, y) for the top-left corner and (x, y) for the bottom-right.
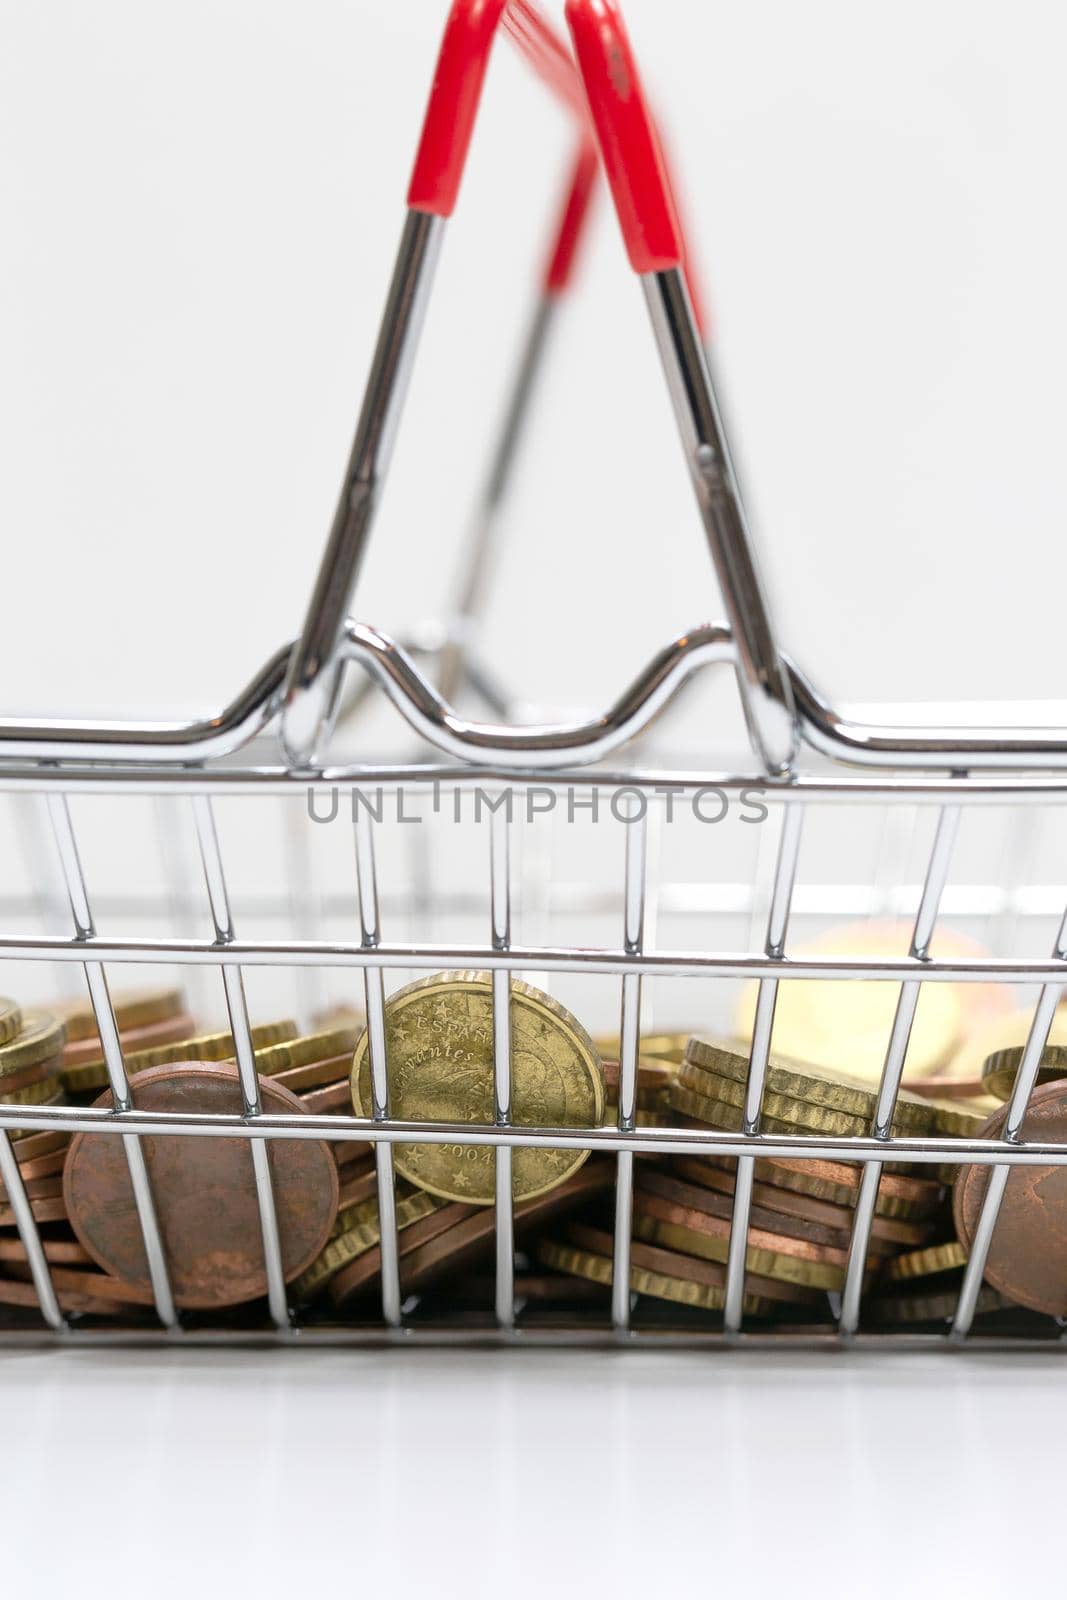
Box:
(565, 0), (684, 275)
(542, 138), (599, 295)
(408, 0), (585, 216)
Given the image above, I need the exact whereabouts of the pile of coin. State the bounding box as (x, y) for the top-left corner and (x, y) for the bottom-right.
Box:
(6, 953), (1067, 1334)
(0, 1003), (66, 1122)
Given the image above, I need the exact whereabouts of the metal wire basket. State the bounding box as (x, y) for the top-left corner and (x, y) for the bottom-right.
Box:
(3, 0), (1066, 1350)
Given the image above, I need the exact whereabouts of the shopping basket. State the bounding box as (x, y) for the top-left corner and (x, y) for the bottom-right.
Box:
(2, 0), (1066, 1348)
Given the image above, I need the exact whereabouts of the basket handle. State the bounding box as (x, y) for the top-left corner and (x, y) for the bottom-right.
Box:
(281, 1), (594, 766)
(566, 0), (795, 772)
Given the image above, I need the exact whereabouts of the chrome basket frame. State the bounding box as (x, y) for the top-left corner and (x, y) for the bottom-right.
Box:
(4, 1), (1066, 1349)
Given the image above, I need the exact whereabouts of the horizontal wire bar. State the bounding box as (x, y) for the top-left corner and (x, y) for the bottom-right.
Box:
(0, 882), (1062, 923)
(0, 1326), (1063, 1353)
(0, 933), (1065, 982)
(1, 1103), (1064, 1165)
(2, 764), (1067, 803)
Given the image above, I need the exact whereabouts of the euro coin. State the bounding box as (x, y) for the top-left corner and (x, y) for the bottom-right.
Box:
(350, 971), (604, 1205)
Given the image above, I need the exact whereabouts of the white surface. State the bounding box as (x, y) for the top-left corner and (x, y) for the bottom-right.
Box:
(2, 1345), (1061, 1597)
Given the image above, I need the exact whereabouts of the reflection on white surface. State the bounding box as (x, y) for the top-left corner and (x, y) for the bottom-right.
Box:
(1, 1348), (1059, 1597)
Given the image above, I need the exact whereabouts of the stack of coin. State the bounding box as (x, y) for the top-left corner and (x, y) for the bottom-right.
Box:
(530, 1035), (952, 1321)
(324, 1160), (615, 1311)
(672, 1036), (942, 1142)
(60, 1014), (296, 1096)
(0, 1004), (66, 1122)
(538, 1223), (823, 1319)
(249, 1021), (371, 1181)
(0, 1128), (141, 1317)
(56, 986), (196, 1073)
(865, 1231), (1018, 1326)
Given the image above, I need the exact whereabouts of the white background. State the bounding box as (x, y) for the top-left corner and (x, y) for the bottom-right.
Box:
(1, 0), (1065, 723)
(2, 3), (1067, 1596)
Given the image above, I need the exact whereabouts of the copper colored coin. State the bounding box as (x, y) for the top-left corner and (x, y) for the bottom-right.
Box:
(300, 1079), (350, 1115)
(9, 1130), (69, 1164)
(0, 1274), (133, 1318)
(63, 1063), (339, 1309)
(61, 1010), (198, 1070)
(274, 1052), (354, 1094)
(0, 1174), (63, 1203)
(635, 1187), (857, 1273)
(335, 1140), (373, 1170)
(600, 1058), (676, 1095)
(393, 1169), (613, 1296)
(0, 1196), (67, 1227)
(954, 1082), (1067, 1317)
(668, 1156), (935, 1248)
(0, 1235), (92, 1266)
(337, 1163), (380, 1212)
(55, 986), (186, 1043)
(636, 1169), (889, 1262)
(671, 1114), (942, 1214)
(566, 1222), (819, 1307)
(0, 1053), (62, 1096)
(328, 1201), (477, 1305)
(3, 1147), (67, 1186)
(905, 1073), (989, 1102)
(329, 1161), (614, 1306)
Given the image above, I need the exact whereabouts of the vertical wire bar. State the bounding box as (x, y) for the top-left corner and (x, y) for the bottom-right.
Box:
(839, 804), (961, 1336)
(283, 796), (326, 1024)
(0, 1131), (64, 1330)
(490, 801), (515, 1328)
(354, 802), (400, 1327)
(153, 796), (212, 1022)
(45, 794), (178, 1328)
(14, 795), (80, 996)
(723, 804), (804, 1333)
(612, 800), (648, 1330)
(190, 797), (289, 1328)
(950, 898), (1067, 1339)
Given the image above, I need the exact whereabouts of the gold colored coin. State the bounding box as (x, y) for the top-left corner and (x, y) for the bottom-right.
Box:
(0, 999), (22, 1048)
(669, 1081), (809, 1138)
(734, 923), (1006, 1085)
(54, 986), (185, 1042)
(684, 1037), (936, 1134)
(982, 1042), (1067, 1103)
(926, 1098), (995, 1139)
(0, 1012), (66, 1077)
(239, 1025), (362, 1078)
(350, 972), (604, 1205)
(536, 1233), (787, 1316)
(943, 1006), (1067, 1088)
(60, 1018), (298, 1093)
(668, 1115), (942, 1218)
(0, 1076), (63, 1107)
(883, 1239), (968, 1281)
(678, 1059), (937, 1138)
(667, 1085), (915, 1177)
(593, 1031), (690, 1066)
(291, 1189), (441, 1299)
(632, 1212), (846, 1292)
